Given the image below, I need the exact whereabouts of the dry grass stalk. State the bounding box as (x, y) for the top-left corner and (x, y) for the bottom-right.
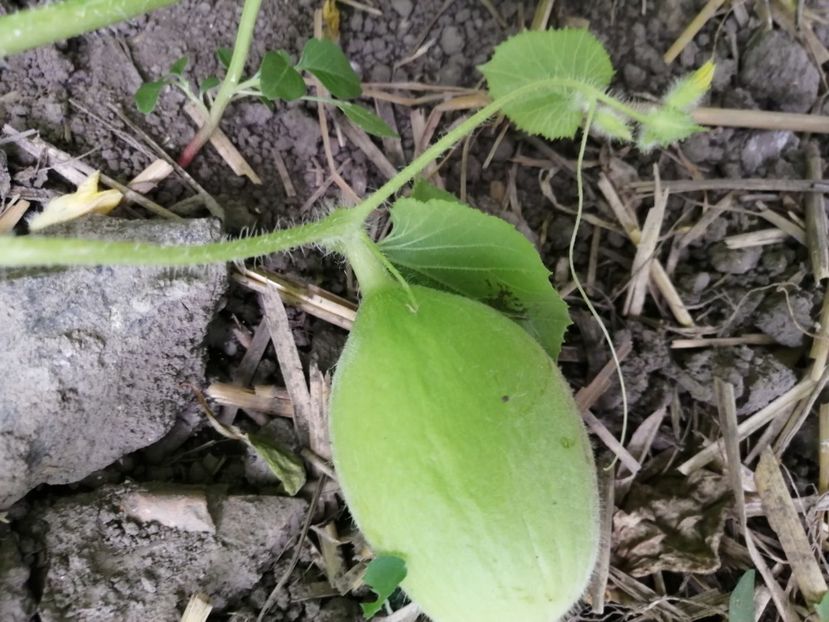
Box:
(272, 150), (297, 198)
(260, 287), (313, 447)
(183, 102), (262, 184)
(180, 593), (212, 622)
(772, 0), (829, 65)
(597, 172), (640, 242)
(0, 197), (30, 233)
(104, 104), (224, 219)
(756, 448), (829, 604)
(758, 205), (807, 245)
(692, 106), (829, 134)
(650, 262), (695, 327)
(663, 0), (727, 63)
(308, 362), (332, 462)
(338, 116), (398, 180)
(804, 142), (829, 280)
(724, 228), (790, 249)
(624, 170), (669, 317)
(678, 378), (815, 474)
(219, 320), (272, 425)
(820, 403), (829, 494)
(716, 379), (799, 622)
(128, 158), (174, 194)
(581, 410), (641, 475)
(630, 177), (829, 195)
(2, 124), (181, 221)
(587, 226), (601, 288)
(574, 337), (633, 412)
(206, 383), (293, 418)
(671, 334), (776, 349)
(530, 0), (556, 30)
(235, 266), (357, 330)
(809, 287), (829, 381)
(597, 170), (693, 325)
(587, 464), (614, 613)
(773, 368), (829, 456)
(313, 521), (347, 592)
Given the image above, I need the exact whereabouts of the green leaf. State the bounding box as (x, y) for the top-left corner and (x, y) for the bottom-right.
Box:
(247, 432), (306, 496)
(480, 29), (613, 140)
(260, 50), (306, 101)
(169, 56), (188, 76)
(199, 75), (221, 95)
(217, 47), (233, 69)
(817, 592), (829, 621)
(361, 555), (407, 618)
(728, 570), (755, 622)
(410, 179), (456, 203)
(379, 198), (571, 359)
(336, 101), (397, 138)
(297, 38), (361, 99)
(134, 81), (165, 114)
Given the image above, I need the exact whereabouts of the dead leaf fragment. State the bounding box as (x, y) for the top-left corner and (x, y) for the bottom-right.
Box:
(28, 171), (122, 231)
(613, 469), (731, 576)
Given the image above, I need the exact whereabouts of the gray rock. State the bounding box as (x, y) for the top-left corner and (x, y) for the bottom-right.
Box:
(390, 0), (413, 18)
(741, 130), (796, 175)
(755, 292), (812, 347)
(737, 350), (797, 415)
(709, 242), (763, 274)
(38, 484), (307, 621)
(0, 533), (35, 622)
(440, 25), (465, 56)
(0, 217), (227, 508)
(740, 30), (820, 112)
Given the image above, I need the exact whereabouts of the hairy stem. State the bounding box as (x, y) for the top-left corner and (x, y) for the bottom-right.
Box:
(0, 209), (357, 267)
(178, 0), (263, 167)
(0, 0), (178, 57)
(1, 76), (632, 268)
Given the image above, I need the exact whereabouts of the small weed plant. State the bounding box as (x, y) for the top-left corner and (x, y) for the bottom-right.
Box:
(0, 16), (712, 622)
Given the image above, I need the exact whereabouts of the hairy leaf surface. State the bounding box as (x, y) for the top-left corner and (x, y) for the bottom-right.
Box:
(480, 29), (613, 140)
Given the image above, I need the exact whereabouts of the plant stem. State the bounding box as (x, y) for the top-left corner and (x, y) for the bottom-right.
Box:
(1, 77), (630, 268)
(178, 0), (263, 167)
(0, 0), (179, 57)
(0, 209), (357, 267)
(337, 233), (395, 295)
(569, 102), (629, 465)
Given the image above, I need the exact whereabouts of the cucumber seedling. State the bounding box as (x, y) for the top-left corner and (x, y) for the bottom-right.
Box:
(0, 29), (712, 622)
(133, 0), (396, 167)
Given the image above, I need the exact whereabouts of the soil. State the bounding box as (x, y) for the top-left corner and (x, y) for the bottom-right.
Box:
(2, 0), (829, 620)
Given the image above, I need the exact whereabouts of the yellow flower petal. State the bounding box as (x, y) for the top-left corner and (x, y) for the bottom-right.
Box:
(28, 171), (123, 232)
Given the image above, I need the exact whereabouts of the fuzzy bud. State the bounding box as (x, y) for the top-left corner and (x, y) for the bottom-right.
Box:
(663, 59), (715, 111)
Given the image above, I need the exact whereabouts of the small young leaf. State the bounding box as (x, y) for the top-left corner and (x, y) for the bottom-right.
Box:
(817, 591), (829, 621)
(134, 80), (165, 114)
(217, 47), (233, 69)
(336, 101), (397, 138)
(169, 56), (188, 76)
(480, 29), (614, 140)
(199, 75), (221, 95)
(663, 59), (715, 111)
(361, 556), (407, 618)
(297, 38), (361, 99)
(728, 570), (755, 622)
(637, 106), (703, 151)
(410, 179), (456, 203)
(247, 432), (306, 496)
(593, 105), (633, 141)
(379, 197), (571, 359)
(260, 50), (306, 101)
